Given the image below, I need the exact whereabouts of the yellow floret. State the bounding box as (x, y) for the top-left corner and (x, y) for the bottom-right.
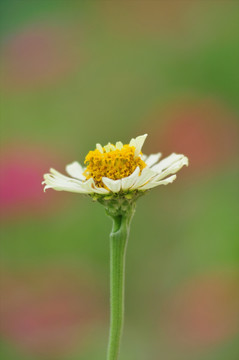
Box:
(83, 144), (146, 188)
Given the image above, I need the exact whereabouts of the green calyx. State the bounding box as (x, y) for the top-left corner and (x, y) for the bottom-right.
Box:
(89, 190), (146, 217)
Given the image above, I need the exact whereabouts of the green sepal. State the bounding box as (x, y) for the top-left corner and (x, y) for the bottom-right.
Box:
(89, 190), (146, 217)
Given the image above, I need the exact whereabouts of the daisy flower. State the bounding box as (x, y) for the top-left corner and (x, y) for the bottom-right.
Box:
(42, 134), (188, 196)
(42, 133), (188, 360)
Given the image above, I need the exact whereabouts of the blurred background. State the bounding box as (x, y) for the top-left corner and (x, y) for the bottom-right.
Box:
(0, 1), (239, 359)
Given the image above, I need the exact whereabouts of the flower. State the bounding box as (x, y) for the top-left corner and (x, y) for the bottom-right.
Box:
(42, 134), (189, 358)
(43, 134), (188, 196)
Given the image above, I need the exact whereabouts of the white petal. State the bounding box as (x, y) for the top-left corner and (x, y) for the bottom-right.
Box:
(129, 134), (148, 157)
(157, 175), (177, 185)
(44, 167), (111, 195)
(130, 167), (157, 190)
(79, 178), (95, 193)
(92, 186), (110, 194)
(121, 166), (140, 191)
(49, 168), (71, 180)
(96, 143), (103, 153)
(43, 184), (53, 191)
(153, 155), (189, 181)
(43, 172), (90, 193)
(102, 177), (122, 193)
(66, 161), (85, 180)
(139, 175), (177, 190)
(152, 153), (187, 173)
(70, 177), (108, 194)
(89, 180), (110, 194)
(116, 141), (123, 150)
(145, 153), (162, 167)
(76, 178), (109, 194)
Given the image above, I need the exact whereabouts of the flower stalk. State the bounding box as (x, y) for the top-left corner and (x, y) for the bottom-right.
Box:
(107, 205), (135, 360)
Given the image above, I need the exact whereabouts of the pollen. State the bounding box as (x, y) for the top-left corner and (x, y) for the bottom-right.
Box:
(83, 144), (146, 188)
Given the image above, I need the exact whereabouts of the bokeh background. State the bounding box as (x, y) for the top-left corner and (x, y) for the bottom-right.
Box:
(1, 1), (239, 359)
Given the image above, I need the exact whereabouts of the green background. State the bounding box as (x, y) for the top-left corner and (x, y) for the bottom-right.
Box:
(1, 1), (239, 359)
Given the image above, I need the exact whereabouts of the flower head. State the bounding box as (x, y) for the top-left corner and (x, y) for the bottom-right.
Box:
(43, 134), (188, 199)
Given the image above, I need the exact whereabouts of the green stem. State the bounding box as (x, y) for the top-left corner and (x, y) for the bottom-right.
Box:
(107, 212), (134, 360)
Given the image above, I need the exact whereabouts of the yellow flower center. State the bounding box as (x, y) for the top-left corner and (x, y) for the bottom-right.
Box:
(83, 144), (146, 188)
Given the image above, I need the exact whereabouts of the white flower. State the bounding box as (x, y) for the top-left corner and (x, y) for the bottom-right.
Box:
(42, 134), (188, 195)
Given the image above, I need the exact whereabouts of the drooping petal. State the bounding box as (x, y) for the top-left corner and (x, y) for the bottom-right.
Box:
(145, 153), (162, 167)
(121, 166), (140, 191)
(129, 134), (148, 157)
(102, 177), (122, 193)
(139, 174), (177, 190)
(66, 161), (86, 180)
